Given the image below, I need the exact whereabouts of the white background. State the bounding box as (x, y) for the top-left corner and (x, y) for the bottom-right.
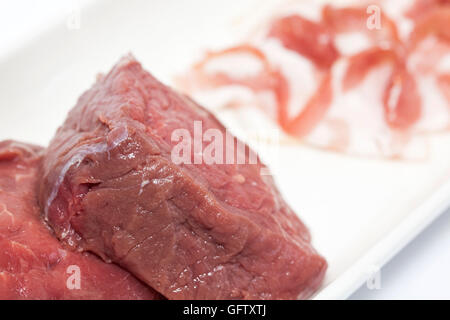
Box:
(0, 0), (449, 299)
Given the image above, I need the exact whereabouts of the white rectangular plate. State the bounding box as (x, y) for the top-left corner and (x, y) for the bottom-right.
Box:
(0, 0), (449, 299)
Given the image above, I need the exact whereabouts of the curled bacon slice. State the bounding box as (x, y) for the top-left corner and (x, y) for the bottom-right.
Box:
(188, 45), (290, 125)
(322, 5), (400, 45)
(285, 72), (333, 137)
(185, 44), (334, 138)
(267, 15), (339, 70)
(182, 1), (449, 158)
(343, 47), (397, 91)
(383, 65), (422, 129)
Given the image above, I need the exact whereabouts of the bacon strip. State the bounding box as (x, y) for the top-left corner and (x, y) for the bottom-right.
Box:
(343, 47), (397, 91)
(383, 65), (422, 129)
(190, 45), (290, 125)
(267, 15), (339, 70)
(285, 72), (333, 137)
(322, 5), (400, 45)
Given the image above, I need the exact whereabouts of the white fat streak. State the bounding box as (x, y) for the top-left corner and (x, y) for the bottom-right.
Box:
(0, 203), (15, 225)
(203, 52), (264, 79)
(138, 179), (150, 196)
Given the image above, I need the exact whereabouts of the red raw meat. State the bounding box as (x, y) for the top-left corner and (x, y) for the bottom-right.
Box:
(39, 56), (327, 300)
(0, 140), (160, 300)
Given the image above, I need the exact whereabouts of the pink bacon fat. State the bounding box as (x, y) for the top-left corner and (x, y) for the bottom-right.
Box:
(180, 0), (450, 159)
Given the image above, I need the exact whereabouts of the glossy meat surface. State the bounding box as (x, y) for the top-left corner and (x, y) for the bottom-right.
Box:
(0, 140), (160, 300)
(39, 56), (327, 300)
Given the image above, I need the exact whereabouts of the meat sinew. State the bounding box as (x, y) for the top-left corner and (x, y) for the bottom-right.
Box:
(0, 140), (160, 300)
(39, 56), (327, 300)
